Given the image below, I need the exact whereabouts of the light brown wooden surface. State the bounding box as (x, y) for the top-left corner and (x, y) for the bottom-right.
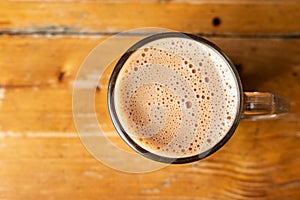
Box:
(1, 1), (300, 35)
(0, 1), (300, 199)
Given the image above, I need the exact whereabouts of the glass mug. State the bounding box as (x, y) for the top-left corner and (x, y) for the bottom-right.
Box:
(107, 32), (289, 164)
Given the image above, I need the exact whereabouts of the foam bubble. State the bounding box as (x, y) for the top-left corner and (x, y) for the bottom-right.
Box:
(114, 36), (239, 158)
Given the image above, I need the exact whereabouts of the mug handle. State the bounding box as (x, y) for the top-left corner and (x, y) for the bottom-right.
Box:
(242, 92), (290, 120)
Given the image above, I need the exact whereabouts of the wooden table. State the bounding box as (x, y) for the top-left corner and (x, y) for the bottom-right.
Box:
(1, 0), (300, 199)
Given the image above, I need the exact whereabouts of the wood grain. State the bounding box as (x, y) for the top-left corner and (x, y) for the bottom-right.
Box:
(1, 35), (300, 87)
(1, 1), (300, 35)
(0, 121), (299, 199)
(1, 0), (300, 199)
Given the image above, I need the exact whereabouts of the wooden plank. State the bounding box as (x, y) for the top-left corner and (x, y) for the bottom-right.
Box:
(0, 121), (299, 199)
(1, 35), (300, 86)
(1, 1), (300, 35)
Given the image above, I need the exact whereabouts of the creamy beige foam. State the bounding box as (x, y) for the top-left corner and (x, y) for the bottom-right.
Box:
(114, 36), (239, 158)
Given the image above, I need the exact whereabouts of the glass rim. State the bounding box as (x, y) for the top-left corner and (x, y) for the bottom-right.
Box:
(107, 32), (244, 164)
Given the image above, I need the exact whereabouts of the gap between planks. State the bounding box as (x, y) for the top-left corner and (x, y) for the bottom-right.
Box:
(1, 27), (300, 39)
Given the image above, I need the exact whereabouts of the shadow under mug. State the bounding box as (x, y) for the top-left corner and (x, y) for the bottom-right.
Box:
(107, 32), (290, 164)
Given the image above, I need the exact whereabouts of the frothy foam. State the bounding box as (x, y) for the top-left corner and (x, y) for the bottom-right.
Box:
(114, 36), (239, 158)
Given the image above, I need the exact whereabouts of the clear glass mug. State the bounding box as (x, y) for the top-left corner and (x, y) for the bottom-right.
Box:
(107, 32), (290, 164)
